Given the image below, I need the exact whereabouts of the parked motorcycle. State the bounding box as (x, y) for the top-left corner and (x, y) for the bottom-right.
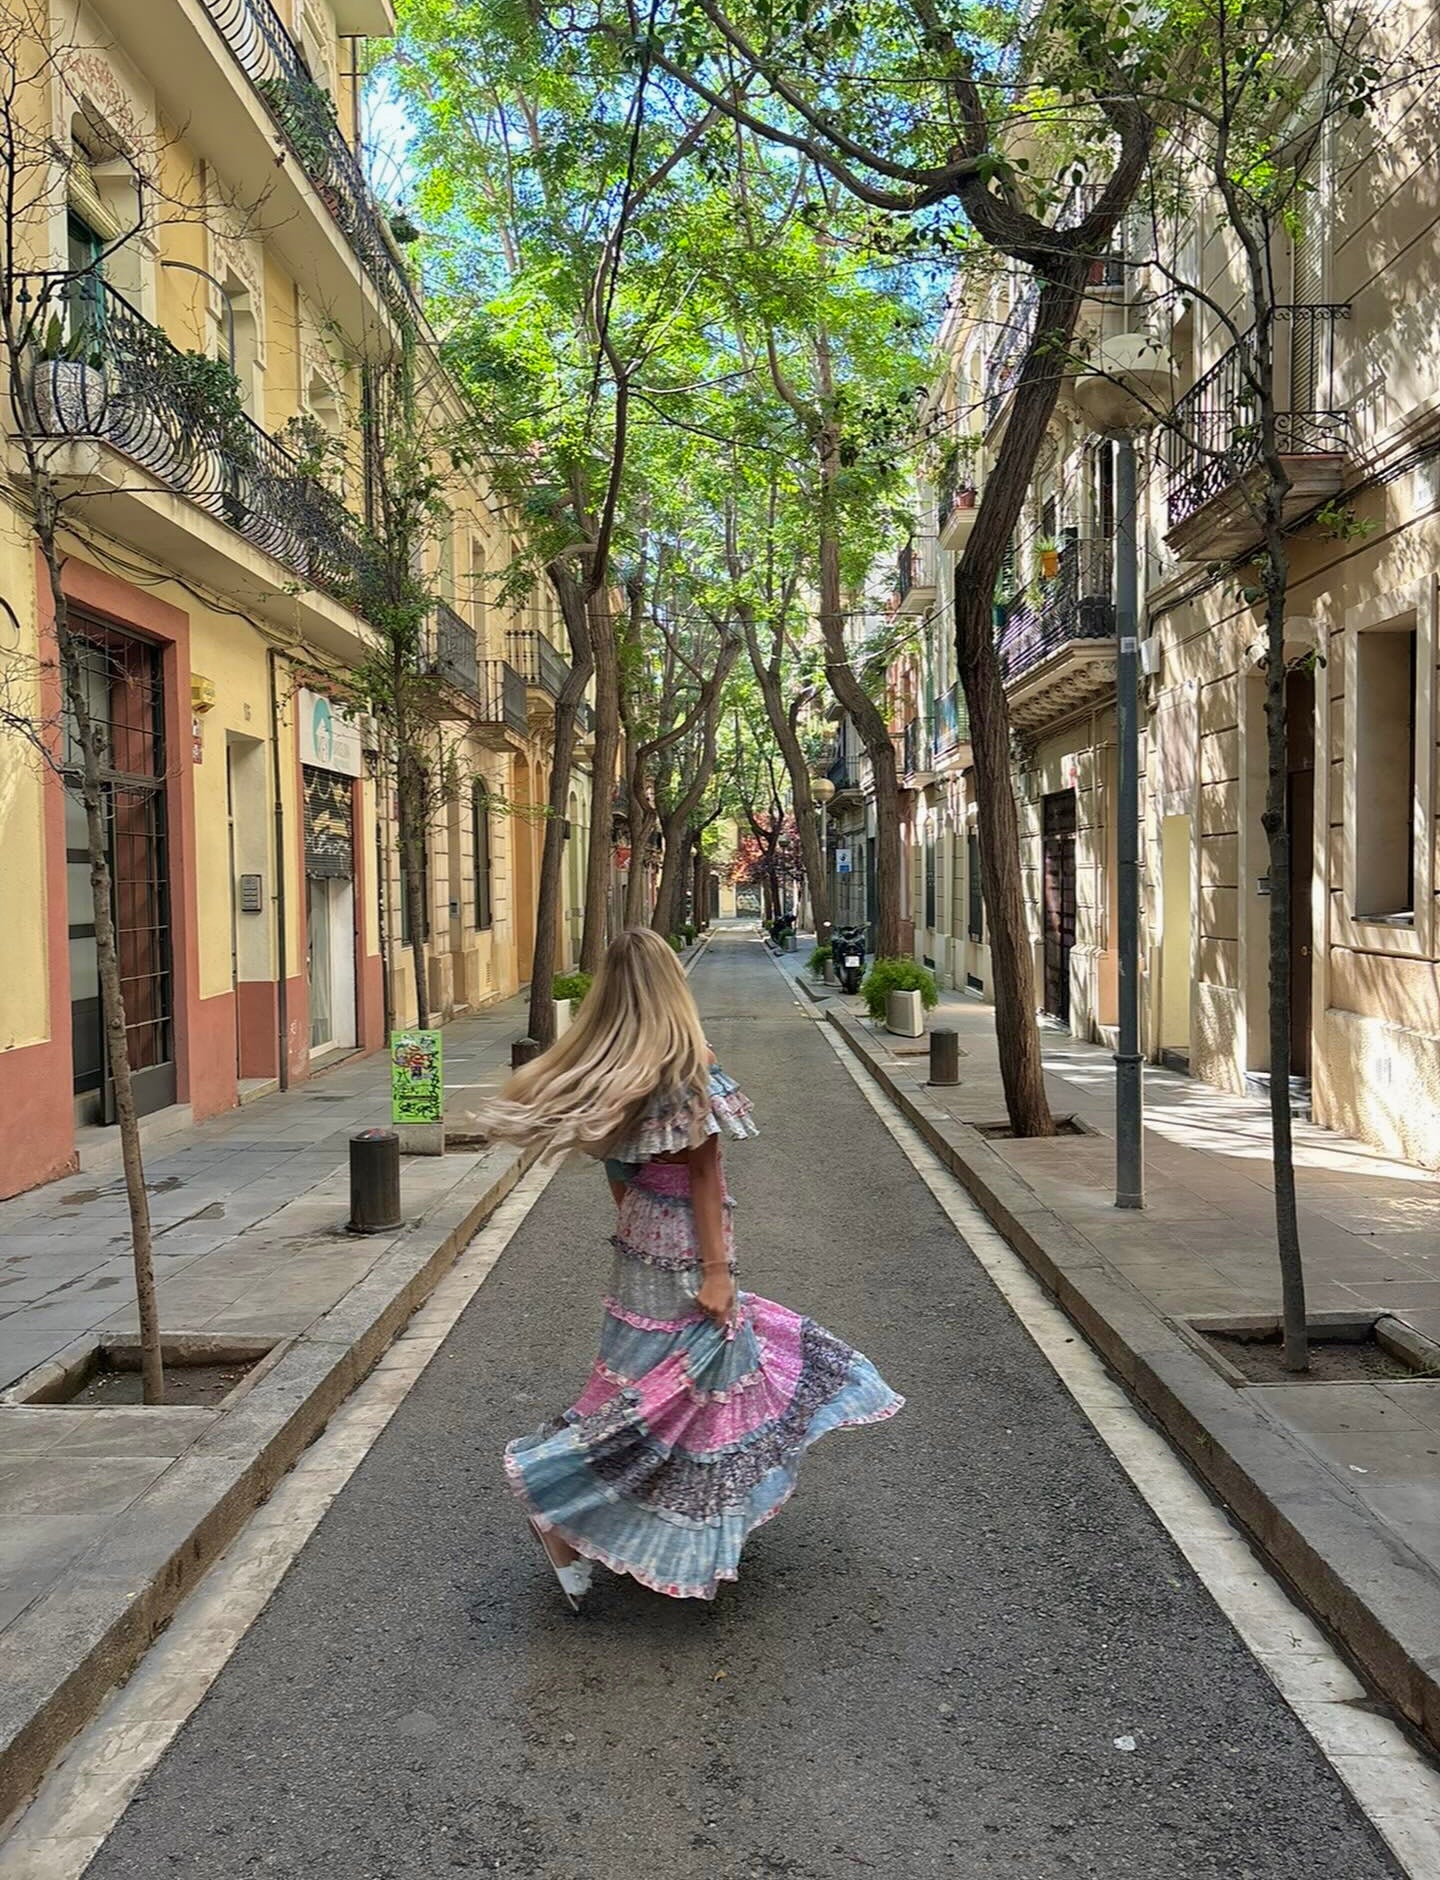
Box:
(831, 925), (868, 994)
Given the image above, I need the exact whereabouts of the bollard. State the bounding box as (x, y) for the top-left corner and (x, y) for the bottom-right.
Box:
(929, 1028), (960, 1086)
(511, 1036), (540, 1070)
(349, 1128), (401, 1234)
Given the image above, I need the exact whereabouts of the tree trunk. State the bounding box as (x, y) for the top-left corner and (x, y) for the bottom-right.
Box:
(650, 815), (687, 938)
(47, 547), (164, 1404)
(1261, 527), (1308, 1372)
(530, 567), (595, 1046)
(580, 587), (621, 974)
(624, 808), (655, 928)
(948, 270), (1090, 1139)
(742, 616), (831, 942)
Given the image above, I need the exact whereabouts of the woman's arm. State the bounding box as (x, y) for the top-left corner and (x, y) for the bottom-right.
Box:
(687, 1134), (735, 1328)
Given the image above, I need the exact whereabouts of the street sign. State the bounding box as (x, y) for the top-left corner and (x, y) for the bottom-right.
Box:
(391, 1029), (443, 1126)
(836, 846), (853, 875)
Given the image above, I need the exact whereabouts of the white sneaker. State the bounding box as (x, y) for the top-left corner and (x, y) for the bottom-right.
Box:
(528, 1518), (592, 1613)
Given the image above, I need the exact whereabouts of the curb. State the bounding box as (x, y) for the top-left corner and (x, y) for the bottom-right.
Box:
(0, 1140), (536, 1826)
(790, 965), (1440, 1752)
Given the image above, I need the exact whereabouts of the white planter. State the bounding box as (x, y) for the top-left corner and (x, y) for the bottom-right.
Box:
(886, 988), (925, 1038)
(553, 996), (575, 1039)
(31, 359), (106, 434)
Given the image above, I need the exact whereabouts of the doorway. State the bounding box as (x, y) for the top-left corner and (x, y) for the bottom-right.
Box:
(65, 623), (175, 1124)
(1287, 669), (1316, 1078)
(1159, 815), (1193, 1069)
(302, 765), (357, 1055)
(1042, 789), (1077, 1025)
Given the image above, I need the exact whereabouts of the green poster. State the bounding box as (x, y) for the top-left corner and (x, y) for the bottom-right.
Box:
(391, 1029), (443, 1125)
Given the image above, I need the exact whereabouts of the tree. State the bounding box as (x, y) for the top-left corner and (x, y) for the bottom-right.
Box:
(605, 0), (1176, 1129)
(393, 0), (729, 1037)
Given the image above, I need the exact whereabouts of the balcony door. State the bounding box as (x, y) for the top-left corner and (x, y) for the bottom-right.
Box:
(65, 622), (175, 1125)
(1042, 790), (1077, 1025)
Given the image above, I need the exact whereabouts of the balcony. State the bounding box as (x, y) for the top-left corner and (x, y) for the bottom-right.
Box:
(476, 660), (529, 747)
(984, 283), (1039, 431)
(18, 276), (377, 659)
(197, 0), (414, 323)
(505, 627), (570, 708)
(931, 682), (971, 763)
(827, 752), (864, 804)
(896, 714), (935, 787)
(937, 464), (981, 553)
(1164, 306), (1350, 560)
(897, 535), (937, 617)
(429, 600), (480, 696)
(995, 537), (1116, 733)
(87, 0), (410, 341)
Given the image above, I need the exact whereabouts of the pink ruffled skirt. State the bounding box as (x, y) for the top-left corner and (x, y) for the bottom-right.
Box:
(504, 1160), (903, 1600)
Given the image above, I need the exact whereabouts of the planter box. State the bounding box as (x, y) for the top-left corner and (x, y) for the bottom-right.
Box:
(31, 359), (107, 434)
(885, 988), (925, 1037)
(553, 997), (573, 1039)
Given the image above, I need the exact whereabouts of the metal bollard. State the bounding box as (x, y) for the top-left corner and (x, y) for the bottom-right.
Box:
(929, 1028), (960, 1086)
(511, 1036), (540, 1070)
(348, 1128), (401, 1234)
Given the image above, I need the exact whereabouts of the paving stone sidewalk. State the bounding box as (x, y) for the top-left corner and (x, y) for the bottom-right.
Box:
(778, 947), (1440, 1613)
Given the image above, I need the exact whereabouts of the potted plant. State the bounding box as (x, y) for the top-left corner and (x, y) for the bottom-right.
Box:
(29, 312), (106, 435)
(1038, 536), (1061, 581)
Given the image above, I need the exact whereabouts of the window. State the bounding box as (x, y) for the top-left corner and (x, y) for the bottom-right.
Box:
(469, 538), (488, 649)
(1354, 625), (1418, 920)
(924, 837), (937, 930)
(473, 783), (493, 931)
(967, 831), (984, 942)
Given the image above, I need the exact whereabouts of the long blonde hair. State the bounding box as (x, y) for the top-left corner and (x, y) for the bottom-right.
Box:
(478, 928), (711, 1156)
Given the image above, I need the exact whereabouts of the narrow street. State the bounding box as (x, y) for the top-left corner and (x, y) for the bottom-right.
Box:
(81, 933), (1399, 1879)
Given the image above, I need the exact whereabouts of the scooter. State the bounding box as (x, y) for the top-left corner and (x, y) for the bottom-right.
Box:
(831, 925), (867, 994)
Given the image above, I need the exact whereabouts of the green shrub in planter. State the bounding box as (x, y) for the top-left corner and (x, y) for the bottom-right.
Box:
(667, 933), (684, 951)
(860, 957), (939, 1022)
(682, 921), (698, 944)
(552, 970), (593, 1012)
(806, 943), (831, 979)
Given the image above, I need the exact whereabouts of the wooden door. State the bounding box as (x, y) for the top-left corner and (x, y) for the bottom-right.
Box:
(1042, 790), (1077, 1025)
(1286, 670), (1315, 1076)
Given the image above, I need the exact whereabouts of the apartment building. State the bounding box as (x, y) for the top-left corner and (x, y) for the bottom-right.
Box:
(893, 35), (1440, 1170)
(0, 0), (586, 1198)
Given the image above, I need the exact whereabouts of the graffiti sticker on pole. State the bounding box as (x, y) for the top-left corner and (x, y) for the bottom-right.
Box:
(391, 1029), (443, 1126)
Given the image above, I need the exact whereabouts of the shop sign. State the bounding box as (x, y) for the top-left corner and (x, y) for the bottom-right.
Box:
(391, 1029), (443, 1125)
(298, 688), (363, 778)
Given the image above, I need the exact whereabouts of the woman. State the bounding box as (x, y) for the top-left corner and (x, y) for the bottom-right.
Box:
(479, 928), (902, 1608)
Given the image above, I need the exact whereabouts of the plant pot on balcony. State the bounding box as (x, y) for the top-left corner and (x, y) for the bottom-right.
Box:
(30, 358), (107, 434)
(1039, 547), (1060, 581)
(954, 486), (976, 510)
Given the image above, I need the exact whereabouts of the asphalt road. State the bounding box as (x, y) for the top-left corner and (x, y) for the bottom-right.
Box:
(88, 932), (1400, 1879)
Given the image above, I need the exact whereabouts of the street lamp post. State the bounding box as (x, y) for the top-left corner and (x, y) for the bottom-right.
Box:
(810, 775), (836, 945)
(1073, 332), (1174, 1212)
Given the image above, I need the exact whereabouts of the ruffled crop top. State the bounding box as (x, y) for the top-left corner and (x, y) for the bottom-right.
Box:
(604, 1064), (758, 1178)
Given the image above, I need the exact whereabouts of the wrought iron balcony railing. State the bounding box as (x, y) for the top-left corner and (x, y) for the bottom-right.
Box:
(198, 0), (416, 324)
(996, 537), (1114, 686)
(984, 282), (1040, 427)
(430, 600), (479, 696)
(900, 716), (923, 777)
(931, 682), (970, 757)
(19, 275), (376, 609)
(827, 752), (862, 795)
(1164, 305), (1350, 532)
(576, 698), (595, 733)
(478, 659), (529, 736)
(506, 627), (569, 699)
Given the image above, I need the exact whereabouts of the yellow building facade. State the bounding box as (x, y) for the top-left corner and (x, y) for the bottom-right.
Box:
(0, 0), (585, 1197)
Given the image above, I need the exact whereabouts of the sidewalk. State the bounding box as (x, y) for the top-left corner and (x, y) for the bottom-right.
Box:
(777, 945), (1440, 1749)
(0, 985), (537, 1822)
